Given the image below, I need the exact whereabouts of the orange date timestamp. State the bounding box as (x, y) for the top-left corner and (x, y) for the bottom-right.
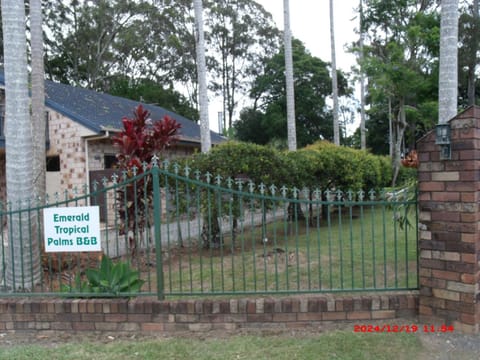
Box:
(353, 324), (454, 333)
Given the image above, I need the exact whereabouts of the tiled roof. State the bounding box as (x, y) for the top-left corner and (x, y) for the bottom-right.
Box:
(0, 72), (225, 145)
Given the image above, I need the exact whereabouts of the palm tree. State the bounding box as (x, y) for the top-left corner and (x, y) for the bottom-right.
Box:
(329, 0), (340, 145)
(1, 0), (41, 289)
(31, 0), (46, 200)
(194, 0), (211, 153)
(439, 0), (459, 124)
(283, 0), (296, 151)
(359, 0), (366, 150)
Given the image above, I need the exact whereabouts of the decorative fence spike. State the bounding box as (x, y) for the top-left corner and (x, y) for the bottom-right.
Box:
(336, 189), (343, 201)
(347, 189), (354, 201)
(194, 169), (201, 181)
(205, 172), (212, 183)
(259, 183), (266, 195)
(184, 165), (191, 178)
(151, 154), (159, 167)
(248, 180), (255, 193)
(292, 187), (299, 199)
(269, 184), (277, 196)
(356, 189), (364, 201)
(173, 162), (180, 174)
(235, 178), (244, 191)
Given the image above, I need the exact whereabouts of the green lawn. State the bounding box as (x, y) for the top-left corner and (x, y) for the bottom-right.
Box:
(159, 206), (417, 296)
(0, 330), (423, 360)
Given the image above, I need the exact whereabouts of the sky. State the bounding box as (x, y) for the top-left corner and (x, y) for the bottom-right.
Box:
(210, 0), (360, 132)
(257, 0), (359, 72)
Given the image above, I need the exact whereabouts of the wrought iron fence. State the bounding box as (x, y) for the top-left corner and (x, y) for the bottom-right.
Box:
(0, 161), (418, 298)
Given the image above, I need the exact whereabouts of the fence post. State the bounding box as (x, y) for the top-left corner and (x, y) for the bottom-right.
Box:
(417, 105), (480, 333)
(152, 164), (164, 300)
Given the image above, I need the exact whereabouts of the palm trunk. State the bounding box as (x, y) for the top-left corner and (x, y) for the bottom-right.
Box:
(194, 0), (211, 153)
(438, 0), (459, 124)
(330, 0), (340, 145)
(2, 0), (41, 290)
(31, 0), (46, 201)
(359, 0), (366, 150)
(283, 0), (297, 151)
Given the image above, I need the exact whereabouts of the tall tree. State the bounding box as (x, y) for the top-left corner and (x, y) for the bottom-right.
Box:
(30, 0), (46, 201)
(194, 0), (211, 153)
(283, 0), (296, 150)
(243, 39), (350, 148)
(44, 0), (165, 90)
(438, 0), (459, 124)
(360, 0), (439, 183)
(329, 0), (340, 145)
(359, 0), (366, 150)
(206, 0), (280, 130)
(2, 0), (40, 289)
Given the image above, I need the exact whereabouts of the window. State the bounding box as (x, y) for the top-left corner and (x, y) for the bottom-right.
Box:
(46, 155), (60, 172)
(104, 154), (118, 169)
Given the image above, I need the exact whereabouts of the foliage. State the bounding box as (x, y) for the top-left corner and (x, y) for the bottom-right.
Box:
(298, 141), (392, 191)
(62, 257), (144, 297)
(109, 76), (199, 121)
(188, 141), (288, 185)
(239, 39), (351, 148)
(170, 141), (288, 248)
(205, 0), (280, 129)
(355, 1), (439, 181)
(112, 104), (181, 255)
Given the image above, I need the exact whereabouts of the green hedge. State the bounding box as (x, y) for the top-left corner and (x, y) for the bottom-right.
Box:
(182, 141), (395, 191)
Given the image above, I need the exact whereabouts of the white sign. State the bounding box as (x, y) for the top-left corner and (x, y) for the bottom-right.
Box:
(43, 206), (101, 252)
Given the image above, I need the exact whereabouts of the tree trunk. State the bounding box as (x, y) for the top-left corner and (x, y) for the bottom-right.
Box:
(201, 212), (222, 249)
(283, 0), (297, 151)
(194, 0), (211, 153)
(31, 0), (46, 201)
(330, 0), (340, 145)
(392, 100), (407, 186)
(2, 0), (41, 290)
(359, 0), (366, 150)
(438, 0), (459, 124)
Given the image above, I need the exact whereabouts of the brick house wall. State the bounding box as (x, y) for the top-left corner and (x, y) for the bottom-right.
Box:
(0, 108), (201, 204)
(47, 109), (95, 195)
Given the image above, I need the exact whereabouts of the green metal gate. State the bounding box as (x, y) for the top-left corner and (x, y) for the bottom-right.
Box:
(0, 161), (418, 298)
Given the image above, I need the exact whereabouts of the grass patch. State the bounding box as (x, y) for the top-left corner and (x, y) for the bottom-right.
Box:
(0, 331), (423, 360)
(159, 206), (418, 296)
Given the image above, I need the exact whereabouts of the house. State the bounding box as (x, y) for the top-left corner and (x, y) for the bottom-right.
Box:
(0, 75), (225, 203)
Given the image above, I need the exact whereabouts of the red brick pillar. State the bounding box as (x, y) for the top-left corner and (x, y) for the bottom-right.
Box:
(417, 106), (480, 333)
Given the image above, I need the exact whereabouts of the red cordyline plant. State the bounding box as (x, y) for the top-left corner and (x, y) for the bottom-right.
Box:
(112, 104), (181, 256)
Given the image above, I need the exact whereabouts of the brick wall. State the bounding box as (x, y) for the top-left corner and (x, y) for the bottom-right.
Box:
(48, 110), (94, 193)
(0, 293), (417, 334)
(417, 106), (480, 333)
